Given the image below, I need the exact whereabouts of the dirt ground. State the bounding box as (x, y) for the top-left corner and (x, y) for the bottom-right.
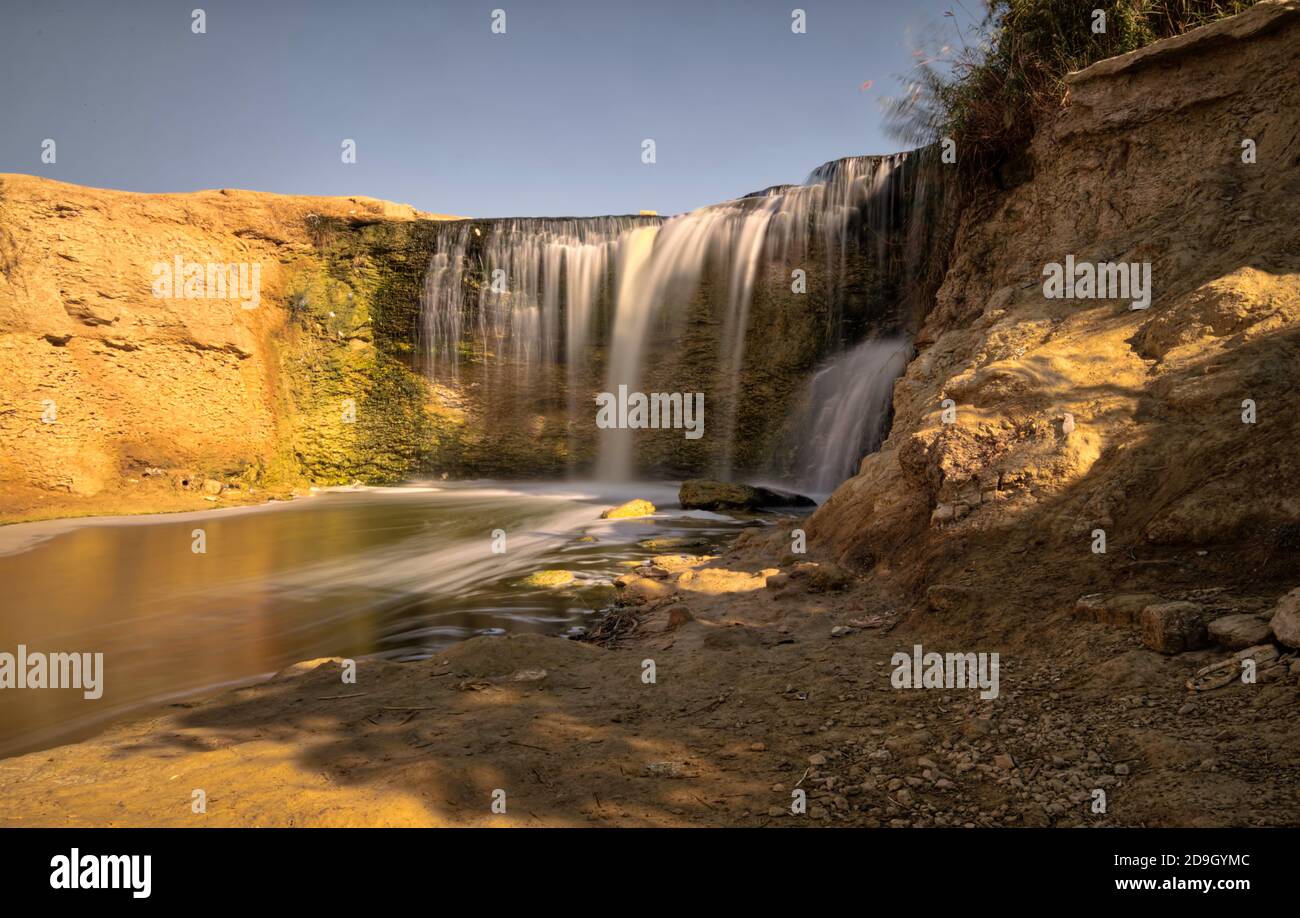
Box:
(1, 523), (1295, 829)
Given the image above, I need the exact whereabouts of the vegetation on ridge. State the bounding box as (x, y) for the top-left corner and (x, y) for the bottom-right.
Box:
(885, 0), (1259, 186)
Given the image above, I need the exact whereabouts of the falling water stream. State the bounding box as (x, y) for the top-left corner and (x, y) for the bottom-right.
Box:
(786, 338), (912, 494)
(418, 152), (936, 484)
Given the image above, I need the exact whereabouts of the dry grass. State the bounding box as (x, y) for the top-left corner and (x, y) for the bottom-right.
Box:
(884, 1), (1258, 189)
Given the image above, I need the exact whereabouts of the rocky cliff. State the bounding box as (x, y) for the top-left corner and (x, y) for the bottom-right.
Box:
(810, 0), (1300, 626)
(0, 177), (465, 521)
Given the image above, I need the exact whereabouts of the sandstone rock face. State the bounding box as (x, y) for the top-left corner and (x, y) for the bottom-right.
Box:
(0, 175), (463, 521)
(1140, 602), (1209, 654)
(810, 2), (1300, 608)
(1269, 587), (1300, 648)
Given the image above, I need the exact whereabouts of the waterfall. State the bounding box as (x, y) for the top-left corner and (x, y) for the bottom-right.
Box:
(416, 149), (939, 482)
(786, 338), (912, 494)
(596, 226), (661, 480)
(418, 216), (655, 382)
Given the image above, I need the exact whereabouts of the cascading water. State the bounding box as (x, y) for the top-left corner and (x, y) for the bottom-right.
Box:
(416, 149), (940, 484)
(784, 337), (912, 494)
(418, 216), (655, 383)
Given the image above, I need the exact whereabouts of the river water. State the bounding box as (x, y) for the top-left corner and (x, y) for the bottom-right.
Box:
(0, 481), (754, 759)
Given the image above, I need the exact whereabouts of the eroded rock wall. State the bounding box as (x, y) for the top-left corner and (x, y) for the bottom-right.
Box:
(810, 0), (1300, 618)
(0, 175), (463, 521)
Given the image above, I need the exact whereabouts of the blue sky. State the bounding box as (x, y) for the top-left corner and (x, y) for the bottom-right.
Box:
(0, 0), (959, 216)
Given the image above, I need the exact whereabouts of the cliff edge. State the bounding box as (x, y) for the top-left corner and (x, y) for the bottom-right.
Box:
(810, 0), (1300, 632)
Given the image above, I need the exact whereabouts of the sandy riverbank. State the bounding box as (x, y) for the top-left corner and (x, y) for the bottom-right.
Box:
(2, 526), (1296, 828)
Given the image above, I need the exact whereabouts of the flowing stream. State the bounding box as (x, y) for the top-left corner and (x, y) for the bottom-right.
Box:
(0, 482), (750, 759)
(786, 338), (912, 493)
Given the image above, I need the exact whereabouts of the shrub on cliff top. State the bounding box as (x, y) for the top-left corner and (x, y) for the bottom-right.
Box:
(885, 0), (1258, 187)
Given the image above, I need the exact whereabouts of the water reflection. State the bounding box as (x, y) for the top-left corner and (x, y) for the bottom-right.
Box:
(0, 481), (746, 758)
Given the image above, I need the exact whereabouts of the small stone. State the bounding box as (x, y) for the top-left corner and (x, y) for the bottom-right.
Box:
(1114, 763), (1130, 776)
(993, 754), (1016, 770)
(765, 572), (791, 591)
(808, 753), (828, 766)
(645, 761), (689, 778)
(788, 561), (852, 593)
(830, 625), (852, 638)
(508, 668), (548, 682)
(666, 605), (695, 630)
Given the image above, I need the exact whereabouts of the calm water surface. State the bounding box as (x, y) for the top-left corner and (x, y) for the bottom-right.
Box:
(0, 481), (751, 758)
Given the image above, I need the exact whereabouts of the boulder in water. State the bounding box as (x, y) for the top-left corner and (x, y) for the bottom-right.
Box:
(600, 499), (656, 519)
(639, 536), (709, 551)
(679, 479), (814, 511)
(517, 570), (576, 589)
